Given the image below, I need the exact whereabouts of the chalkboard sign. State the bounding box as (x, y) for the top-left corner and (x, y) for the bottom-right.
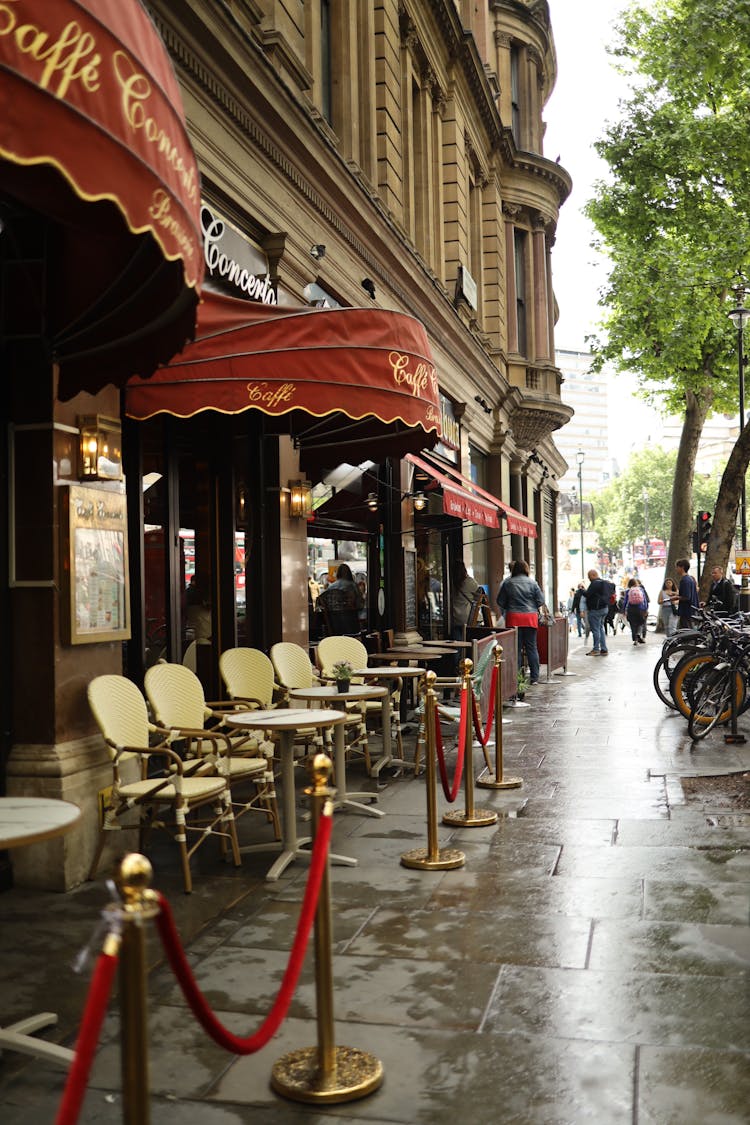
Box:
(404, 548), (417, 630)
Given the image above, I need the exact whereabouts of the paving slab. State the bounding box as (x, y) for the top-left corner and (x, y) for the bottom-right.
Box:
(1, 630), (749, 1123)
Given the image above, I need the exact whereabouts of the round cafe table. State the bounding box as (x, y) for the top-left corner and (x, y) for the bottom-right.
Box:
(350, 666), (427, 772)
(0, 797), (81, 1068)
(288, 685), (389, 817)
(225, 708), (356, 881)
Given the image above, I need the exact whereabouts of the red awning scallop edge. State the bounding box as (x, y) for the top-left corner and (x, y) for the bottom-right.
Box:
(126, 290), (441, 438)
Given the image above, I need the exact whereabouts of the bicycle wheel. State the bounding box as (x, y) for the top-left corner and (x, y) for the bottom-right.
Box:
(688, 663), (743, 739)
(670, 652), (722, 719)
(653, 655), (678, 709)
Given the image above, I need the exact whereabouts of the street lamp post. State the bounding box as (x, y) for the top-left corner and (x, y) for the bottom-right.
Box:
(643, 488), (649, 568)
(728, 291), (750, 612)
(576, 450), (585, 581)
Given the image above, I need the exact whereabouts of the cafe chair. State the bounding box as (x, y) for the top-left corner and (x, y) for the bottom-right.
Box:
(144, 663), (280, 840)
(219, 647), (281, 711)
(316, 635), (402, 766)
(270, 641), (366, 761)
(88, 674), (241, 894)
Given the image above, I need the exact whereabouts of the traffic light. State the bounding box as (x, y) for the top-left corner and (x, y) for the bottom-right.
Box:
(697, 510), (712, 551)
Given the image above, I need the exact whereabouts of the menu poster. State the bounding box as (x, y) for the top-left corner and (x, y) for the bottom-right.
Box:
(63, 485), (131, 645)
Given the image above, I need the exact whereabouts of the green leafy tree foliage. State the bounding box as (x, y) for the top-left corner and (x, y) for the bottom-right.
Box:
(585, 0), (750, 585)
(594, 448), (722, 559)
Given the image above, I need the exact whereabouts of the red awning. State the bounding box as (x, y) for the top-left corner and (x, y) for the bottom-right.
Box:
(0, 0), (203, 397)
(407, 452), (538, 538)
(125, 290), (441, 467)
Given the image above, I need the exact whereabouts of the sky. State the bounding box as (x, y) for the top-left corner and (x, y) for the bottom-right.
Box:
(544, 0), (653, 464)
(544, 0), (630, 350)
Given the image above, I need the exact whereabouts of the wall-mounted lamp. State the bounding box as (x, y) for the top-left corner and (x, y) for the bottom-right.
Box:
(366, 491), (379, 512)
(78, 415), (122, 480)
(288, 479), (313, 518)
(474, 394), (492, 415)
(310, 244), (326, 260)
(412, 491), (427, 512)
(361, 278), (376, 299)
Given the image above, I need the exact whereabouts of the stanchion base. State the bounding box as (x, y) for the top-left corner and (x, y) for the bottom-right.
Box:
(400, 846), (465, 870)
(271, 1045), (383, 1104)
(442, 808), (497, 827)
(476, 771), (523, 790)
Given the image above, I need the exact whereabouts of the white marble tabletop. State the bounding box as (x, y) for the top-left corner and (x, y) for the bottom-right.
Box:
(0, 797), (81, 850)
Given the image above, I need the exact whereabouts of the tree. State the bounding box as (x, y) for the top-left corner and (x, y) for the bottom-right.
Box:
(585, 0), (750, 585)
(594, 447), (722, 557)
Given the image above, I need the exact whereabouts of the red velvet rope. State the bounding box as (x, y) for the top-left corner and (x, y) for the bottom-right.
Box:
(471, 663), (498, 746)
(55, 947), (119, 1125)
(434, 687), (467, 802)
(154, 809), (333, 1054)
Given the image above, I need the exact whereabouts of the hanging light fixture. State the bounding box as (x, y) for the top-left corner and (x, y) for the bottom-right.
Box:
(412, 491), (427, 512)
(288, 479), (313, 518)
(77, 415), (122, 480)
(366, 491), (379, 512)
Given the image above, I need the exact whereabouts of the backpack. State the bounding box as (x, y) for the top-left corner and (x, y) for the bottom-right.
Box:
(628, 585), (645, 606)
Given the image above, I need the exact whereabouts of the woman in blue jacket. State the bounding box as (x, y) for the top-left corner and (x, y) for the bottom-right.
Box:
(496, 560), (546, 685)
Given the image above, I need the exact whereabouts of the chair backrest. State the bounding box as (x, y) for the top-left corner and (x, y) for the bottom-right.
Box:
(270, 641), (316, 690)
(317, 584), (360, 635)
(88, 675), (150, 758)
(316, 635), (368, 679)
(219, 648), (275, 705)
(145, 662), (206, 729)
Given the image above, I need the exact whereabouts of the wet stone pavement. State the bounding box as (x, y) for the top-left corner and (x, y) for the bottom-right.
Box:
(1, 628), (749, 1123)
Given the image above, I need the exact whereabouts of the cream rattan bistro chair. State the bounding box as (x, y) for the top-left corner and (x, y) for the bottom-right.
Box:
(316, 635), (402, 765)
(88, 674), (240, 894)
(144, 663), (280, 839)
(219, 647), (280, 711)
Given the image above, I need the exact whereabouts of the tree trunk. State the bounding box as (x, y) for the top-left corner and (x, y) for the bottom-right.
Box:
(665, 387), (713, 581)
(701, 422), (750, 598)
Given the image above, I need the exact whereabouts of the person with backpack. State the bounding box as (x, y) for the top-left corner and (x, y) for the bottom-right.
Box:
(624, 577), (648, 644)
(583, 569), (616, 656)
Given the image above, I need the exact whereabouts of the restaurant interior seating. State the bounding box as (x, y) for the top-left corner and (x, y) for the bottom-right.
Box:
(88, 674), (241, 894)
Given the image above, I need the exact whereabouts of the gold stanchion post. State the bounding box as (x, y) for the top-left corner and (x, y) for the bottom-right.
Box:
(401, 672), (465, 870)
(477, 646), (523, 790)
(443, 659), (497, 826)
(271, 754), (383, 1104)
(116, 854), (161, 1125)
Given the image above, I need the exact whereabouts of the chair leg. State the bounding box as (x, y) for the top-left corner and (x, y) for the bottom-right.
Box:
(174, 806), (193, 894)
(223, 794), (242, 867)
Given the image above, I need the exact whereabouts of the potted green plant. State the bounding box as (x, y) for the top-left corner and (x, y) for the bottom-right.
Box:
(331, 660), (354, 693)
(516, 668), (531, 701)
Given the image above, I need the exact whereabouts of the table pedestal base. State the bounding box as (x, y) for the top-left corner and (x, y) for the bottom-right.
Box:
(239, 837), (358, 881)
(0, 1012), (74, 1067)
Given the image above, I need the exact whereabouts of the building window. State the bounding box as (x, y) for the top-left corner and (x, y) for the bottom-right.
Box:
(321, 0), (332, 125)
(514, 228), (527, 355)
(468, 445), (489, 591)
(510, 45), (522, 145)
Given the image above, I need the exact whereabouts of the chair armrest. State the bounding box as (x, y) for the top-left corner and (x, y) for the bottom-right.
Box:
(207, 697), (266, 713)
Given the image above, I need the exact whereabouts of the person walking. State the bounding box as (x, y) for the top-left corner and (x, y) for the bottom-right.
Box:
(571, 582), (587, 639)
(624, 577), (648, 645)
(584, 568), (615, 656)
(496, 559), (546, 685)
(674, 558), (700, 630)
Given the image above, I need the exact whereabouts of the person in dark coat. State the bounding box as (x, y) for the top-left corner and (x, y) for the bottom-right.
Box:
(707, 566), (738, 615)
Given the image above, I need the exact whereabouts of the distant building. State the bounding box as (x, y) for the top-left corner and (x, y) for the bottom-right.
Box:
(554, 349), (610, 498)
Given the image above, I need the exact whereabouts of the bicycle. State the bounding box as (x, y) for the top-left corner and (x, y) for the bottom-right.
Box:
(687, 629), (750, 740)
